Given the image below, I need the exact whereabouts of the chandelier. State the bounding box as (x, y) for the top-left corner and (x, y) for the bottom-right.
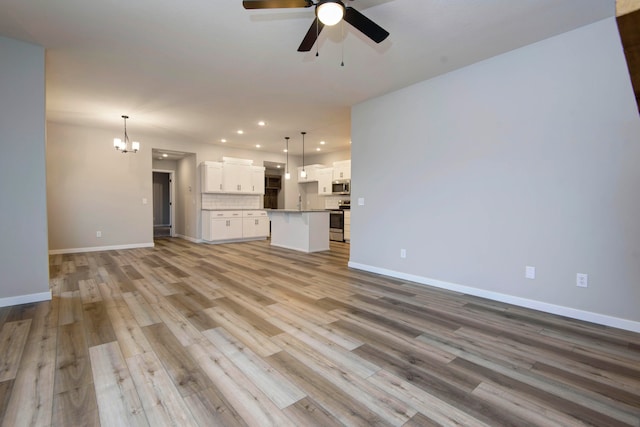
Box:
(113, 115), (140, 154)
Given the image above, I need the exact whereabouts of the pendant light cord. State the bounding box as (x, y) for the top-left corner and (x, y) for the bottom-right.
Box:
(122, 115), (129, 144)
(285, 137), (290, 175)
(301, 131), (306, 172)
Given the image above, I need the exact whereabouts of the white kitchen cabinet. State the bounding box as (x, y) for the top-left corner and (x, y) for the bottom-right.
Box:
(202, 210), (269, 242)
(242, 210), (269, 238)
(201, 161), (223, 193)
(333, 160), (351, 180)
(317, 167), (334, 196)
(297, 164), (325, 183)
(223, 162), (252, 193)
(250, 166), (265, 194)
(202, 210), (243, 241)
(343, 210), (351, 241)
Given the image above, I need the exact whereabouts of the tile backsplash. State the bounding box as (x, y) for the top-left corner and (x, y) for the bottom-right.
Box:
(202, 194), (261, 210)
(324, 195), (349, 210)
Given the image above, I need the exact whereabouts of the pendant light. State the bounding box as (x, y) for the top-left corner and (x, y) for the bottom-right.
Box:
(284, 136), (291, 180)
(300, 131), (307, 178)
(113, 115), (140, 154)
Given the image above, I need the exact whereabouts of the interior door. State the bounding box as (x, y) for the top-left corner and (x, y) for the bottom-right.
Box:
(153, 171), (172, 237)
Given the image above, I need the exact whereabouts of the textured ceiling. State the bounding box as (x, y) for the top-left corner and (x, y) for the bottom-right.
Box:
(0, 0), (614, 155)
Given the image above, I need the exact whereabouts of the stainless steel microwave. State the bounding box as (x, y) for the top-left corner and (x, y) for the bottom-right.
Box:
(332, 179), (350, 195)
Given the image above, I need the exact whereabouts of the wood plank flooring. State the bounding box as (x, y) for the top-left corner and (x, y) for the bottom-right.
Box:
(1, 238), (639, 426)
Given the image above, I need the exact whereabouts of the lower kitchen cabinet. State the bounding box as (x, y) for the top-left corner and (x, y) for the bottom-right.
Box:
(242, 211), (269, 238)
(202, 210), (269, 242)
(202, 211), (243, 241)
(344, 210), (351, 241)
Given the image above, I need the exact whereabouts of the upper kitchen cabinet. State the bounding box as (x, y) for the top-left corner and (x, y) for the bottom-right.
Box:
(297, 164), (325, 183)
(318, 167), (333, 196)
(200, 158), (265, 195)
(250, 166), (265, 194)
(201, 161), (223, 193)
(222, 162), (252, 193)
(333, 160), (351, 180)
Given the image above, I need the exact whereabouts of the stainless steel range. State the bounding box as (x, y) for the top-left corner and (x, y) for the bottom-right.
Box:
(329, 200), (350, 242)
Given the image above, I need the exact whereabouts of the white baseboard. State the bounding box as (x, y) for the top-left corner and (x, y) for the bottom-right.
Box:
(49, 242), (154, 255)
(348, 261), (640, 334)
(201, 237), (268, 245)
(174, 234), (202, 243)
(0, 291), (52, 308)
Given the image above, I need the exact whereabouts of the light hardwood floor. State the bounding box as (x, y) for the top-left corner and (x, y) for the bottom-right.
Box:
(1, 238), (639, 426)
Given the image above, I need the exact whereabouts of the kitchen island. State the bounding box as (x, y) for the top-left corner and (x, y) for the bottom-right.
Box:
(267, 210), (330, 253)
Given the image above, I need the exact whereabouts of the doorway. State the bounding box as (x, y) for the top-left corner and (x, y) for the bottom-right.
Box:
(264, 173), (282, 209)
(152, 170), (175, 238)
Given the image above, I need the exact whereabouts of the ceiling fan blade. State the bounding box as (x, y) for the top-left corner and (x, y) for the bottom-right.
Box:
(242, 0), (311, 9)
(344, 6), (389, 43)
(298, 17), (325, 52)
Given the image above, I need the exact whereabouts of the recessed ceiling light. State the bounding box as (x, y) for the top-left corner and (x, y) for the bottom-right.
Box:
(258, 121), (266, 126)
(162, 153), (168, 158)
(237, 130), (244, 135)
(283, 149), (288, 153)
(316, 148), (321, 151)
(320, 141), (326, 145)
(276, 165), (281, 168)
(256, 144), (261, 148)
(221, 138), (227, 143)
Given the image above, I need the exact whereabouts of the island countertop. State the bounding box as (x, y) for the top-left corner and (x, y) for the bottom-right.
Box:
(266, 209), (329, 213)
(266, 210), (330, 253)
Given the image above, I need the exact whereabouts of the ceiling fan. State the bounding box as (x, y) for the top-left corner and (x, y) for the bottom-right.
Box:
(242, 0), (390, 52)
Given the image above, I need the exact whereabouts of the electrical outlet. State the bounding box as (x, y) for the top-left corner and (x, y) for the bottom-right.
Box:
(525, 266), (536, 279)
(96, 231), (102, 238)
(400, 249), (407, 258)
(577, 273), (588, 288)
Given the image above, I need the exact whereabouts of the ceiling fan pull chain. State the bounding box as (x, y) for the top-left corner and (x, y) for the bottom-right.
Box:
(341, 18), (345, 66)
(316, 17), (320, 57)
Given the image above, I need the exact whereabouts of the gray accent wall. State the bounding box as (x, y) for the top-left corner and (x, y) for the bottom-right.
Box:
(47, 123), (154, 250)
(350, 18), (640, 328)
(0, 37), (50, 303)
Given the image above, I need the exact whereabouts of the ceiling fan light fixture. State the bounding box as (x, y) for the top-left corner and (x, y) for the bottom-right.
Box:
(317, 0), (344, 26)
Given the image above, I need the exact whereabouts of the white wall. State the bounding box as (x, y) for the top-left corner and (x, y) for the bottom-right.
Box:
(0, 37), (50, 304)
(350, 18), (640, 331)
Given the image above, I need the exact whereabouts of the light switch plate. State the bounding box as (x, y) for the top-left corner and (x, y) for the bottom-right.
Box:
(358, 198), (365, 206)
(525, 266), (535, 279)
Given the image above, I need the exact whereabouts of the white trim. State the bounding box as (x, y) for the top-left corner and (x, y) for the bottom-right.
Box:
(175, 234), (202, 243)
(49, 242), (154, 255)
(348, 261), (640, 334)
(152, 169), (176, 237)
(202, 237), (268, 245)
(0, 291), (52, 308)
